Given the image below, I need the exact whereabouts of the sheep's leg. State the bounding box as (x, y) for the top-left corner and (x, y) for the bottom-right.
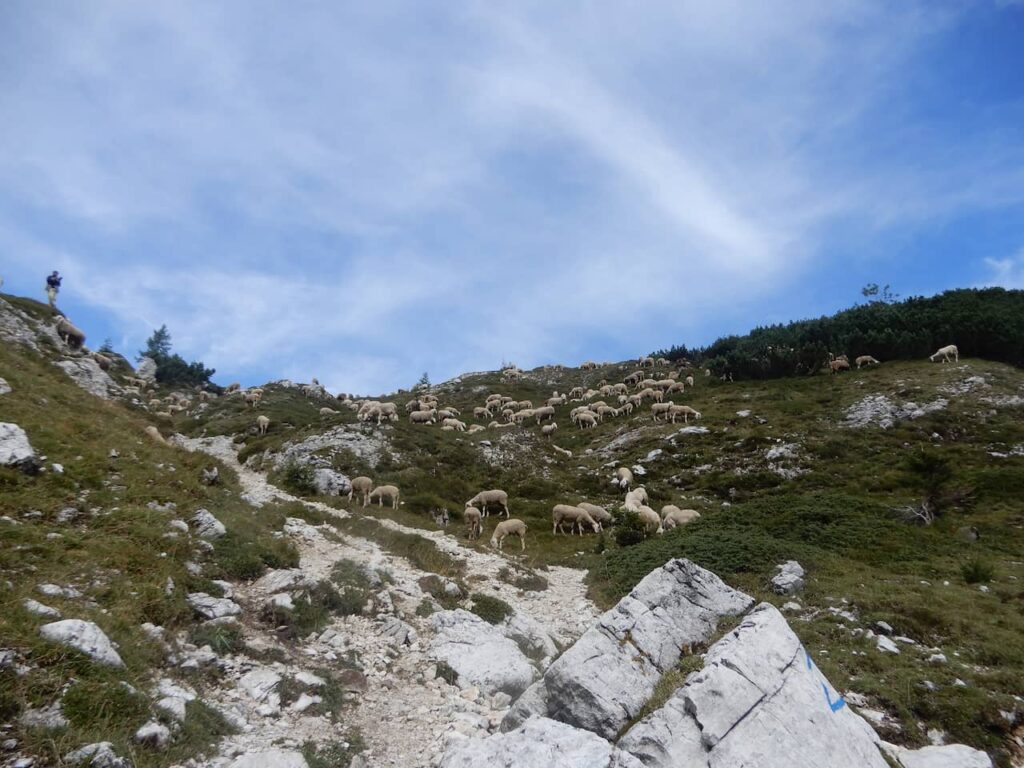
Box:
(519, 534), (525, 551)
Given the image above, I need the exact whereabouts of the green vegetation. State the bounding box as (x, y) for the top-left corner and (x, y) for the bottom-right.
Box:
(469, 593), (513, 624)
(657, 287), (1024, 376)
(140, 324), (216, 387)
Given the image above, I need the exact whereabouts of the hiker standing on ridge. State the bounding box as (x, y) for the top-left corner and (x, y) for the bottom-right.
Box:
(45, 270), (62, 308)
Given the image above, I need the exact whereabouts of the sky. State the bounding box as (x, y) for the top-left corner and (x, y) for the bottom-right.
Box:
(1, 1), (1022, 395)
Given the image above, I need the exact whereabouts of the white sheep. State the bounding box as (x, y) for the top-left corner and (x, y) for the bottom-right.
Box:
(226, 382), (241, 393)
(662, 506), (701, 529)
(144, 425), (168, 445)
(473, 406), (491, 419)
(541, 422), (558, 437)
(320, 407), (339, 417)
(651, 402), (673, 421)
(348, 476), (374, 505)
(256, 415), (270, 435)
(368, 484), (400, 508)
(930, 344), (959, 363)
(855, 355), (881, 369)
(614, 466), (634, 491)
(55, 317), (86, 350)
(623, 486), (649, 511)
(577, 502), (612, 528)
(442, 418), (467, 431)
(636, 505), (662, 535)
(533, 406), (556, 425)
(491, 518), (527, 550)
(409, 410), (436, 424)
(467, 424), (486, 434)
(464, 506), (482, 540)
(93, 353), (112, 371)
(551, 444), (573, 457)
(668, 405), (701, 424)
(244, 390), (263, 408)
(466, 489), (510, 518)
(551, 504), (600, 535)
(575, 411), (598, 429)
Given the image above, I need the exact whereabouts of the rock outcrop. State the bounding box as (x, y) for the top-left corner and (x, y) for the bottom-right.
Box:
(54, 358), (122, 399)
(39, 619), (124, 667)
(0, 422), (38, 472)
(503, 559), (753, 738)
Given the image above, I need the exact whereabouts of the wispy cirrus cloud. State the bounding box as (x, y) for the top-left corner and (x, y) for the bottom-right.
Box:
(0, 1), (1021, 392)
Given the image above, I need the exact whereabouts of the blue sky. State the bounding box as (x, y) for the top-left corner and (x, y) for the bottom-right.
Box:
(1, 1), (1022, 394)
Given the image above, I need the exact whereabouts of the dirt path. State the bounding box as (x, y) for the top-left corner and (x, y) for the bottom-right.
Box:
(174, 435), (599, 766)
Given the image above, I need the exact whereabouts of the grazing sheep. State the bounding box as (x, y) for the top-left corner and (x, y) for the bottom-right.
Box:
(349, 476), (374, 506)
(148, 398), (162, 408)
(855, 355), (881, 369)
(466, 489), (510, 518)
(930, 344), (959, 363)
(144, 425), (168, 445)
(577, 502), (612, 528)
(651, 402), (673, 421)
(93, 353), (112, 371)
(442, 418), (467, 431)
(55, 317), (86, 350)
(488, 420), (515, 429)
(546, 395), (566, 407)
(580, 361), (598, 370)
(255, 415), (270, 435)
(552, 444), (573, 457)
(828, 354), (850, 374)
(533, 405), (556, 425)
(320, 407), (339, 417)
(467, 424), (486, 434)
(636, 505), (662, 535)
(568, 386), (585, 401)
(551, 504), (600, 535)
(473, 406), (491, 419)
(491, 518), (527, 550)
(623, 486), (649, 511)
(614, 467), (634, 491)
(639, 357), (655, 368)
(368, 485), (400, 508)
(668, 405), (701, 424)
(541, 422), (558, 437)
(244, 390), (263, 408)
(575, 411), (598, 429)
(464, 506), (482, 540)
(685, 375), (694, 387)
(409, 410), (436, 424)
(662, 506), (701, 529)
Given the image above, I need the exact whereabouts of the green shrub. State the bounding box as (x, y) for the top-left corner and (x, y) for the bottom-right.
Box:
(469, 593), (513, 625)
(190, 622), (244, 655)
(962, 558), (994, 584)
(213, 532), (299, 580)
(278, 461), (317, 496)
(612, 509), (646, 548)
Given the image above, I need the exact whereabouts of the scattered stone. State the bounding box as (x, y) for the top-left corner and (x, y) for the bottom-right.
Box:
(64, 742), (132, 768)
(254, 569), (314, 594)
(0, 377), (10, 395)
(37, 583), (82, 599)
(927, 653), (947, 664)
(190, 509), (226, 539)
(771, 561), (805, 595)
(880, 742), (993, 768)
(312, 467), (352, 496)
(875, 621), (893, 634)
(782, 601), (802, 612)
(289, 693), (322, 713)
(294, 671), (326, 688)
(877, 636), (900, 655)
(23, 599), (60, 618)
(229, 750), (309, 768)
(39, 620), (124, 667)
(19, 702), (69, 730)
(187, 593), (242, 620)
(134, 720), (172, 750)
(201, 466), (220, 485)
(380, 616), (418, 646)
(0, 423), (38, 472)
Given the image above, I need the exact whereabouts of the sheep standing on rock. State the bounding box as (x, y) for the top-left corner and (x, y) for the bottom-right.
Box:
(491, 519), (527, 550)
(349, 476), (374, 506)
(368, 485), (400, 508)
(55, 317), (86, 350)
(256, 415), (270, 435)
(464, 506), (482, 540)
(466, 489), (510, 518)
(930, 344), (959, 363)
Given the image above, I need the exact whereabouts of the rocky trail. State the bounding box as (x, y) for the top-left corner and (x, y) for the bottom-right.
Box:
(173, 435), (599, 767)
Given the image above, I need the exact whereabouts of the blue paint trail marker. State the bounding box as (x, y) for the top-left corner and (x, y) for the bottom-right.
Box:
(805, 649), (846, 713)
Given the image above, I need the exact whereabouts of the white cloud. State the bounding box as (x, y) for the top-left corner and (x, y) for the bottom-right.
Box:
(1, 1), (1021, 392)
(983, 248), (1024, 290)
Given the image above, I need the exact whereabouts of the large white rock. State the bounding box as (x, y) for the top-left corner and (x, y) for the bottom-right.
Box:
(504, 559), (753, 738)
(54, 358), (122, 399)
(136, 356), (158, 382)
(503, 611), (559, 663)
(881, 742), (993, 768)
(229, 750), (309, 768)
(23, 598), (61, 618)
(0, 423), (36, 468)
(253, 568), (315, 594)
(190, 508), (226, 539)
(39, 620), (124, 667)
(187, 593), (242, 619)
(439, 717), (643, 768)
(312, 467), (352, 496)
(430, 609), (538, 698)
(618, 603), (889, 768)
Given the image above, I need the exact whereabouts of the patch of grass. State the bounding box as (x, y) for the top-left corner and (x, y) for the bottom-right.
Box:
(335, 516), (465, 578)
(469, 593), (513, 625)
(415, 598), (438, 617)
(301, 735), (366, 768)
(264, 581), (352, 641)
(212, 531), (299, 580)
(961, 558), (994, 584)
(190, 621), (245, 655)
(435, 660), (458, 686)
(497, 566), (549, 592)
(275, 460), (318, 496)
